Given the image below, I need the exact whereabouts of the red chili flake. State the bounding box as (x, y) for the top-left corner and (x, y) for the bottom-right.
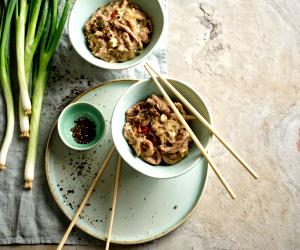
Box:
(111, 11), (116, 19)
(138, 125), (150, 134)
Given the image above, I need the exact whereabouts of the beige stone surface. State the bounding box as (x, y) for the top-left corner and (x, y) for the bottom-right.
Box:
(1, 0), (300, 249)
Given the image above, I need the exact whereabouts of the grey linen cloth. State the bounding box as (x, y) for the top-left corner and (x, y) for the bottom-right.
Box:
(0, 0), (167, 244)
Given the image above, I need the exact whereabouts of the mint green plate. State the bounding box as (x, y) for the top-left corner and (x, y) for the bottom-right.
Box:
(45, 79), (209, 244)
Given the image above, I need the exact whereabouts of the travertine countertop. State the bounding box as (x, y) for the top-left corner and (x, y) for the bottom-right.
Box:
(1, 0), (299, 249)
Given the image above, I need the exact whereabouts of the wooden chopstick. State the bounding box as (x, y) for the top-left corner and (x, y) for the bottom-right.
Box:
(145, 64), (236, 199)
(57, 146), (115, 250)
(105, 155), (122, 250)
(145, 63), (259, 179)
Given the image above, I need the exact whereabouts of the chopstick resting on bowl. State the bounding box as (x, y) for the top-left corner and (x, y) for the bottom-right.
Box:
(145, 63), (259, 179)
(57, 146), (115, 250)
(144, 64), (236, 199)
(105, 155), (122, 250)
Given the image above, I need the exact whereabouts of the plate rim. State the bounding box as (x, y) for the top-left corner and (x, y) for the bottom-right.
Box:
(45, 78), (209, 245)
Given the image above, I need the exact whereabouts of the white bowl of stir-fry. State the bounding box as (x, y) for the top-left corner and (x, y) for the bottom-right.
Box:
(69, 0), (165, 69)
(111, 78), (213, 179)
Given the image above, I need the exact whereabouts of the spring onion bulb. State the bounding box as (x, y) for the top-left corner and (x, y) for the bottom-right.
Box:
(24, 0), (72, 189)
(19, 100), (30, 138)
(0, 0), (17, 170)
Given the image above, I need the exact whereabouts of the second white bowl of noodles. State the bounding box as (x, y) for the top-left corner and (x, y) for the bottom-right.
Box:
(69, 0), (165, 70)
(111, 78), (212, 179)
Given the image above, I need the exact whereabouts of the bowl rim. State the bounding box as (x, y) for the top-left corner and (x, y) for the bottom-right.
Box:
(111, 77), (213, 178)
(68, 0), (166, 70)
(57, 101), (106, 151)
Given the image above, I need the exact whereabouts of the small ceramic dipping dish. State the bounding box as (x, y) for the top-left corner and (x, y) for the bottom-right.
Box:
(58, 102), (106, 150)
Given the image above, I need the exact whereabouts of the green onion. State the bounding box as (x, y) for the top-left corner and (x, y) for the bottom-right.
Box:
(24, 0), (72, 189)
(16, 0), (32, 116)
(17, 0), (49, 138)
(0, 0), (17, 170)
(16, 0), (29, 138)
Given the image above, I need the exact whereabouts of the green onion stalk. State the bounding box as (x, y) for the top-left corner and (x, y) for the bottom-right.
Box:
(17, 0), (49, 138)
(24, 0), (72, 189)
(16, 0), (30, 138)
(16, 0), (32, 118)
(0, 0), (17, 170)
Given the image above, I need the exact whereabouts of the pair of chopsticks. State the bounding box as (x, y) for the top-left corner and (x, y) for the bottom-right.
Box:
(144, 63), (259, 199)
(57, 146), (121, 250)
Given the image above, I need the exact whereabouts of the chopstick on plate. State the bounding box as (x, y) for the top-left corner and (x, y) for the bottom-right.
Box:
(145, 63), (259, 180)
(144, 64), (236, 199)
(57, 146), (115, 250)
(105, 155), (122, 250)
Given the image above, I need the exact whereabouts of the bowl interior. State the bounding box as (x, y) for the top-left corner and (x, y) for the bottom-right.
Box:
(69, 0), (165, 70)
(58, 102), (106, 150)
(112, 78), (212, 178)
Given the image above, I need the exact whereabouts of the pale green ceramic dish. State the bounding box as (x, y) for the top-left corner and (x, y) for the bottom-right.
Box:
(58, 102), (106, 150)
(112, 78), (212, 179)
(68, 0), (165, 70)
(45, 79), (210, 244)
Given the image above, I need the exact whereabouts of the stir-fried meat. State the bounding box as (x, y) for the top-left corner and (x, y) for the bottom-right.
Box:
(126, 102), (152, 126)
(159, 131), (191, 154)
(123, 122), (138, 145)
(112, 21), (142, 47)
(126, 103), (140, 119)
(131, 138), (154, 157)
(147, 95), (171, 115)
(174, 102), (186, 115)
(84, 0), (152, 63)
(141, 148), (162, 165)
(151, 119), (180, 144)
(124, 95), (195, 165)
(124, 123), (154, 156)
